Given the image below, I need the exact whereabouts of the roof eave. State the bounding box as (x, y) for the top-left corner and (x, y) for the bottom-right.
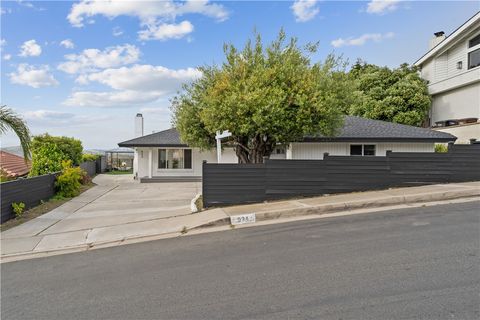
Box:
(118, 143), (189, 148)
(414, 11), (480, 66)
(301, 137), (457, 143)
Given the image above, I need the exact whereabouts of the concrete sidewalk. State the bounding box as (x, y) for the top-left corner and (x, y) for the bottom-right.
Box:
(1, 180), (479, 262)
(219, 181), (480, 221)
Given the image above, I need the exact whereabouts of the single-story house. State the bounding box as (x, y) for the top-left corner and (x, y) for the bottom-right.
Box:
(118, 115), (456, 182)
(0, 151), (30, 179)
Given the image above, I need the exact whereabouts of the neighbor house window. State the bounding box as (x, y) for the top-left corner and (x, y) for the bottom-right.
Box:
(468, 34), (480, 69)
(350, 144), (376, 156)
(158, 149), (192, 169)
(274, 146), (286, 154)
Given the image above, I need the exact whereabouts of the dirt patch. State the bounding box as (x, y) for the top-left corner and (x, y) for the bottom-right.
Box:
(1, 183), (95, 232)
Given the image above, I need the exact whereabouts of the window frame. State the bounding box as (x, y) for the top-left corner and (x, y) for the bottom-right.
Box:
(157, 148), (193, 170)
(349, 144), (376, 156)
(467, 31), (480, 70)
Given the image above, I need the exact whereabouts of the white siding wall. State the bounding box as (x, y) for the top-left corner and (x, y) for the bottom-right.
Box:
(288, 142), (435, 159)
(434, 53), (448, 82)
(446, 41), (466, 78)
(135, 147), (237, 178)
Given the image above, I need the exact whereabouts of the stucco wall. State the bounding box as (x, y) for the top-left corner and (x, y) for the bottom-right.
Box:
(433, 123), (480, 144)
(288, 142), (435, 160)
(431, 82), (480, 123)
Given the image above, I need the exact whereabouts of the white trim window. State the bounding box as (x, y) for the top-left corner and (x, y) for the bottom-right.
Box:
(350, 144), (376, 156)
(158, 148), (192, 169)
(467, 33), (480, 70)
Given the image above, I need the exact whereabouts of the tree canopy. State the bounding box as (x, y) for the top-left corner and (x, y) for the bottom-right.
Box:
(347, 61), (431, 126)
(172, 30), (357, 163)
(0, 105), (31, 160)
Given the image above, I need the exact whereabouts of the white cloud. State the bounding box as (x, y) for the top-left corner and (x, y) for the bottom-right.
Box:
(19, 39), (42, 57)
(60, 39), (75, 49)
(3, 54), (12, 60)
(1, 7), (13, 14)
(291, 0), (319, 22)
(16, 0), (45, 11)
(331, 32), (395, 48)
(366, 0), (401, 14)
(22, 109), (110, 127)
(76, 64), (201, 92)
(23, 110), (74, 121)
(9, 64), (59, 88)
(63, 90), (164, 108)
(67, 0), (228, 41)
(112, 26), (123, 37)
(65, 64), (201, 108)
(58, 44), (140, 74)
(139, 107), (170, 115)
(138, 21), (194, 41)
(68, 0), (228, 27)
(1, 39), (6, 47)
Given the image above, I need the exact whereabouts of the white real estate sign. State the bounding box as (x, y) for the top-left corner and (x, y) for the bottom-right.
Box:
(230, 213), (256, 225)
(215, 130), (232, 163)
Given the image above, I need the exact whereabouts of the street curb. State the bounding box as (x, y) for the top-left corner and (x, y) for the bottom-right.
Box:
(203, 188), (480, 227)
(2, 188), (478, 263)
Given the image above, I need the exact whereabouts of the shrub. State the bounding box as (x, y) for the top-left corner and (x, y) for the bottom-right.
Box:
(29, 143), (66, 176)
(435, 144), (448, 153)
(80, 170), (92, 185)
(32, 134), (83, 165)
(81, 153), (98, 162)
(12, 202), (25, 218)
(55, 160), (85, 198)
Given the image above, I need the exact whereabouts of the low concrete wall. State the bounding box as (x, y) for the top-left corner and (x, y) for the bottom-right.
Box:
(433, 123), (480, 144)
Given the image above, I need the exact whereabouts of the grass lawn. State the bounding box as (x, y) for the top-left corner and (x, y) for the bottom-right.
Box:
(0, 183), (95, 232)
(106, 170), (133, 175)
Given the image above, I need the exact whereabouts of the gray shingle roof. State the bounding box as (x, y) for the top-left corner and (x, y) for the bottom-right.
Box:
(118, 128), (187, 147)
(303, 116), (456, 142)
(118, 116), (456, 147)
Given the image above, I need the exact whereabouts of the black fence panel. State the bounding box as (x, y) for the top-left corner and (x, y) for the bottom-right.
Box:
(203, 144), (480, 207)
(202, 163), (265, 206)
(80, 161), (96, 177)
(1, 173), (57, 223)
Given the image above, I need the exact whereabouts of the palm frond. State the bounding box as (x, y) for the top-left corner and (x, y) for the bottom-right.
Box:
(0, 105), (32, 160)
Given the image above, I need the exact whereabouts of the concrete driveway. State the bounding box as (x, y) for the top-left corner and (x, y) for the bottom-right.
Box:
(1, 174), (226, 260)
(40, 174), (201, 234)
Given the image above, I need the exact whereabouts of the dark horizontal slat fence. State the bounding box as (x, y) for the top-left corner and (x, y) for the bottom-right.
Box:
(202, 163), (265, 206)
(1, 160), (103, 223)
(203, 144), (480, 207)
(1, 173), (57, 223)
(80, 161), (96, 177)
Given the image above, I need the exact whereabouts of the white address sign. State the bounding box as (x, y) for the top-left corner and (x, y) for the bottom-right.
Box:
(230, 213), (256, 225)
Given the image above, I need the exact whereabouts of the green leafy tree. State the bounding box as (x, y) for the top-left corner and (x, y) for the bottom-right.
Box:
(347, 61), (431, 126)
(172, 30), (357, 163)
(29, 142), (66, 176)
(31, 134), (83, 165)
(0, 105), (31, 160)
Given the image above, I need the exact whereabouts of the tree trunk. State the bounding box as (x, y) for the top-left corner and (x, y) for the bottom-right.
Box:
(235, 135), (275, 164)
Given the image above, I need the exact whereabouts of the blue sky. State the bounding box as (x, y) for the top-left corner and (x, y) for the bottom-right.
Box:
(1, 0), (478, 149)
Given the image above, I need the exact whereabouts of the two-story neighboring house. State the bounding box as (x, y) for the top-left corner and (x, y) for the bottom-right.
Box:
(414, 12), (480, 143)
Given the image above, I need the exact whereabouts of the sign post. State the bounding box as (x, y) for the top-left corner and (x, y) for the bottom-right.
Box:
(215, 130), (232, 163)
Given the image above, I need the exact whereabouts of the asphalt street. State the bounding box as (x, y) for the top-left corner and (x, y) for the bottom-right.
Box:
(2, 201), (479, 320)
